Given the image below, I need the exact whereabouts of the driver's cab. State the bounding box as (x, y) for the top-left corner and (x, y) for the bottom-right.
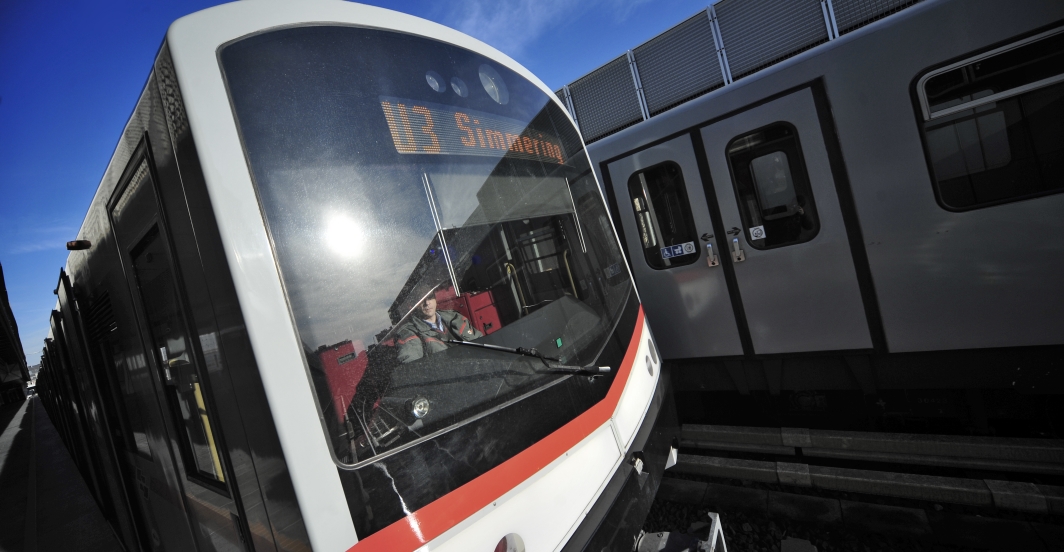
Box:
(326, 192), (622, 464)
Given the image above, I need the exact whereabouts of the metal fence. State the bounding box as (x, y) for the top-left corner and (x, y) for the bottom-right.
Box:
(833, 0), (921, 35)
(557, 0), (922, 143)
(635, 11), (725, 116)
(714, 0), (830, 79)
(567, 55), (645, 142)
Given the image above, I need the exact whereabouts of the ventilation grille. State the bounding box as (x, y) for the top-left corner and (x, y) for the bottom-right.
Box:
(156, 46), (189, 139)
(557, 0), (922, 143)
(715, 0), (830, 80)
(83, 293), (117, 345)
(634, 11), (724, 116)
(568, 55), (644, 142)
(833, 0), (920, 35)
(555, 89), (567, 107)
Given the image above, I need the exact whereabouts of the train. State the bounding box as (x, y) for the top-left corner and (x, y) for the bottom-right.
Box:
(33, 0), (1064, 549)
(562, 0), (1064, 440)
(33, 1), (675, 551)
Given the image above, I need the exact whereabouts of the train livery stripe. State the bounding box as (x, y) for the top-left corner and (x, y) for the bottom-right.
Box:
(349, 306), (645, 551)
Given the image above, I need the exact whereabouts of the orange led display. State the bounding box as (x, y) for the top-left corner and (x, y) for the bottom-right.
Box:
(380, 97), (566, 164)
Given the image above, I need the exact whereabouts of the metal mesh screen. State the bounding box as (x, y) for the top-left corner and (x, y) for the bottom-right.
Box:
(715, 0), (830, 80)
(156, 45), (190, 139)
(554, 88), (573, 119)
(634, 11), (724, 116)
(568, 55), (643, 142)
(832, 0), (920, 35)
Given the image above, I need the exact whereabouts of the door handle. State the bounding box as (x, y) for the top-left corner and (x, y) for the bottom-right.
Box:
(706, 243), (719, 267)
(731, 237), (746, 263)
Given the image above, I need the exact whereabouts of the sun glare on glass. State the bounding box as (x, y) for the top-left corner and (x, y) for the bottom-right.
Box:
(325, 215), (365, 258)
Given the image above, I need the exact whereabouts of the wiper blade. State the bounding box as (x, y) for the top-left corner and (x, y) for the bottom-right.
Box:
(445, 340), (611, 376)
(446, 339), (557, 360)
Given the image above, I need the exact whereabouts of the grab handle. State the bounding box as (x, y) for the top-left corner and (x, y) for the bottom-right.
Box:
(731, 238), (746, 263)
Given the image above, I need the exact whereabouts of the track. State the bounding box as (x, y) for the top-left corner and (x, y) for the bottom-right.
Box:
(643, 424), (1064, 551)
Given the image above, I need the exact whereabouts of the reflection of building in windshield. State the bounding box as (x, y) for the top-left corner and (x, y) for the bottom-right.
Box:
(302, 164), (628, 463)
(387, 215), (583, 346)
(221, 23), (635, 481)
(315, 340), (368, 423)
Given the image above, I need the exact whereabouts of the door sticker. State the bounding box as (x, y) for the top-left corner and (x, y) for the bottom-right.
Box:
(661, 241), (697, 259)
(749, 226), (766, 240)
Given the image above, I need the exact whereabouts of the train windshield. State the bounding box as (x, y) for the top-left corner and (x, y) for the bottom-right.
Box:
(221, 26), (631, 465)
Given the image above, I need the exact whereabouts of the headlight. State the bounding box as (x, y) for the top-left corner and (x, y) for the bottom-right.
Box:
(478, 64), (509, 105)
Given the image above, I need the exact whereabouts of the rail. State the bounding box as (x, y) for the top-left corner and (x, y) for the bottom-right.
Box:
(682, 424), (1064, 475)
(673, 454), (1064, 514)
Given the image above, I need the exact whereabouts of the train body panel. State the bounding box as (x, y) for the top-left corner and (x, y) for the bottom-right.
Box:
(430, 423), (623, 551)
(54, 49), (295, 551)
(820, 0), (1064, 352)
(586, 0), (1064, 356)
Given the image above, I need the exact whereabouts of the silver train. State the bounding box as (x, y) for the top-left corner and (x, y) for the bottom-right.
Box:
(571, 0), (1064, 436)
(33, 2), (674, 551)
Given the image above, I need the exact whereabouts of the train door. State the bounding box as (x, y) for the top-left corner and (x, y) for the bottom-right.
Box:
(699, 89), (871, 354)
(56, 272), (148, 552)
(109, 140), (249, 551)
(606, 135), (744, 358)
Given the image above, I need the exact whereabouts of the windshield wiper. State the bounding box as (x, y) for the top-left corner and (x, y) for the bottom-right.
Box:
(445, 339), (611, 376)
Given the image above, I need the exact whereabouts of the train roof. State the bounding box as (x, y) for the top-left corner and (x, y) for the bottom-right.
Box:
(553, 0), (929, 143)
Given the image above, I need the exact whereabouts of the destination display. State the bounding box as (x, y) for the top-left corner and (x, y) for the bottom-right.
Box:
(380, 97), (567, 164)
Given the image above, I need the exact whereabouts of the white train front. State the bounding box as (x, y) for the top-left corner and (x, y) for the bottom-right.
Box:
(33, 1), (675, 551)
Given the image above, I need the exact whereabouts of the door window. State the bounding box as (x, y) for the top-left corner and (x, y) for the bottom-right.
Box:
(627, 161), (700, 269)
(727, 123), (819, 249)
(918, 28), (1064, 210)
(129, 226), (226, 489)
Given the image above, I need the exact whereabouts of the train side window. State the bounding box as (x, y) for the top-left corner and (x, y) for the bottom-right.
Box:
(129, 225), (227, 489)
(917, 28), (1064, 210)
(727, 123), (819, 250)
(627, 161), (700, 269)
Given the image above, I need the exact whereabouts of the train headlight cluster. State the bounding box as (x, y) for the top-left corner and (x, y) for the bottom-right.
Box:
(450, 77), (469, 97)
(422, 64), (508, 104)
(478, 64), (509, 105)
(425, 70), (445, 93)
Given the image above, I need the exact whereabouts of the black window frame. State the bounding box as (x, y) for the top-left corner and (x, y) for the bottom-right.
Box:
(913, 25), (1064, 212)
(725, 121), (820, 251)
(626, 161), (701, 270)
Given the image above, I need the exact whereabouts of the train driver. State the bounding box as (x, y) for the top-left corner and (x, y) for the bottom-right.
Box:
(396, 294), (483, 363)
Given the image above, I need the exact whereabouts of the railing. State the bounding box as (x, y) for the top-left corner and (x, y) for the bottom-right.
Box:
(556, 0), (921, 143)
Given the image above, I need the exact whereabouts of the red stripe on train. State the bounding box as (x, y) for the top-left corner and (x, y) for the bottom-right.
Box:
(349, 307), (645, 551)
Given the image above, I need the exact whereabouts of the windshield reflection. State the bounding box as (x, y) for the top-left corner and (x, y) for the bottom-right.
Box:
(221, 24), (631, 465)
(322, 157), (630, 464)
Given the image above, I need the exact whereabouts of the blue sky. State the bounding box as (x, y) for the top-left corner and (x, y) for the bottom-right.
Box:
(0, 0), (711, 366)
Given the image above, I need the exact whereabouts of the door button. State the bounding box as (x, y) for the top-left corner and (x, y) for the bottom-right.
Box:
(706, 243), (719, 267)
(731, 237), (746, 263)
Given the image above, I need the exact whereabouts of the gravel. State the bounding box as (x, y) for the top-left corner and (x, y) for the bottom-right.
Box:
(643, 499), (988, 552)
